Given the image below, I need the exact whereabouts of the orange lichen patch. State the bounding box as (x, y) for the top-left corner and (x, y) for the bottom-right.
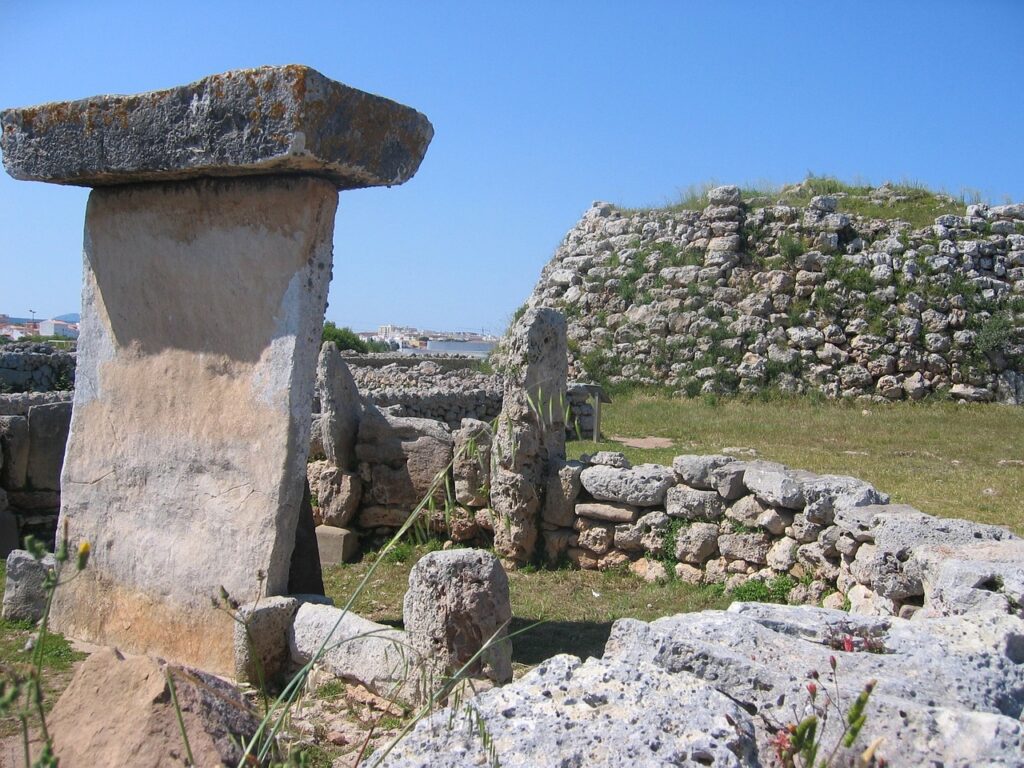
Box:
(269, 101), (286, 120)
(285, 64), (308, 105)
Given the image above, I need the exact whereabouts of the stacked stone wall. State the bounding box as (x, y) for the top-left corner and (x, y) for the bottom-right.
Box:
(0, 343), (75, 393)
(527, 186), (1024, 403)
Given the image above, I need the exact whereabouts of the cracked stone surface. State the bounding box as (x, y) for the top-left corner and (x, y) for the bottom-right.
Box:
(1, 65), (433, 189)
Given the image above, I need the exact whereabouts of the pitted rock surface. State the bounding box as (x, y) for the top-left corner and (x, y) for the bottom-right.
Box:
(376, 654), (758, 768)
(1, 65), (433, 189)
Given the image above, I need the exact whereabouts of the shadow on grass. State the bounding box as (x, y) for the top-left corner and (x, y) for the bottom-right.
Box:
(510, 617), (614, 665)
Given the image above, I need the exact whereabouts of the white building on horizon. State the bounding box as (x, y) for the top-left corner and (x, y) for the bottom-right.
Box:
(38, 319), (79, 339)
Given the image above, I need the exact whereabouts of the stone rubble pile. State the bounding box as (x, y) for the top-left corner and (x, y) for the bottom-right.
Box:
(527, 185), (1024, 403)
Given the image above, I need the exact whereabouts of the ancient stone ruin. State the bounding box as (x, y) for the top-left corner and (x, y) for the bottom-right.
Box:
(0, 65), (433, 673)
(529, 185), (1024, 403)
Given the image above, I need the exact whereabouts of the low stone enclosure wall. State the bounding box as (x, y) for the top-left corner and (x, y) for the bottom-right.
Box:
(0, 342), (75, 393)
(314, 389), (1022, 622)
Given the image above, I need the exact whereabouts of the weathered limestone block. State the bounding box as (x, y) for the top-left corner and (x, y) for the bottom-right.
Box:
(2, 549), (55, 622)
(665, 485), (725, 521)
(541, 459), (582, 527)
(0, 415), (29, 489)
(717, 532), (772, 564)
(452, 418), (492, 508)
(404, 550), (512, 684)
(316, 525), (359, 566)
(674, 522), (720, 565)
(233, 596), (300, 686)
(1, 66), (433, 189)
(671, 454), (734, 490)
(573, 517), (615, 554)
(604, 606), (1024, 767)
(743, 462), (806, 509)
(316, 342), (361, 470)
(580, 463), (675, 507)
(25, 401), (71, 491)
(290, 602), (419, 702)
(357, 409), (453, 508)
(379, 655), (758, 768)
(307, 460), (361, 528)
(49, 176), (337, 673)
(574, 500), (638, 524)
(491, 308), (567, 565)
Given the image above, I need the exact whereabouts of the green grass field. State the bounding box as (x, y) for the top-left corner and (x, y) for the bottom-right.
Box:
(578, 392), (1024, 534)
(324, 393), (1023, 666)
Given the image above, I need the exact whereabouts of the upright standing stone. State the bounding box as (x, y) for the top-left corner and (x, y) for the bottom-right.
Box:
(1, 66), (432, 673)
(490, 309), (567, 566)
(316, 341), (361, 470)
(403, 549), (512, 684)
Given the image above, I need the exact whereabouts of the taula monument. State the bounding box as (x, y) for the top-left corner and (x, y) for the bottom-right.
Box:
(0, 66), (432, 673)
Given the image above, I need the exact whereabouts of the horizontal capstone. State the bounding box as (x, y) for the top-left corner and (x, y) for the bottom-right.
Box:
(1, 65), (433, 189)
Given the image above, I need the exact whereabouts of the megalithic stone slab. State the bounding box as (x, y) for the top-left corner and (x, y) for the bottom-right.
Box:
(50, 175), (337, 673)
(3, 67), (431, 674)
(0, 65), (433, 189)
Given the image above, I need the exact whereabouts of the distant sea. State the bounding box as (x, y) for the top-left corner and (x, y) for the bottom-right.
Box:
(402, 340), (496, 358)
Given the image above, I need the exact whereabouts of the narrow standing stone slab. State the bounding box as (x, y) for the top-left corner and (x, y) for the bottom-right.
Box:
(1, 65), (433, 189)
(50, 175), (337, 673)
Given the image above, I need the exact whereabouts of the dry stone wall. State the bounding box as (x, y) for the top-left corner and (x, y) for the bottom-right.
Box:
(527, 185), (1024, 403)
(0, 343), (75, 393)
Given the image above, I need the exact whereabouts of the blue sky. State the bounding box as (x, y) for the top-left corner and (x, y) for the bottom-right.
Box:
(1, 1), (1022, 334)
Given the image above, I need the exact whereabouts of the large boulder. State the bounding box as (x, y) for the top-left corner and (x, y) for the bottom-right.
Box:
(604, 604), (1024, 767)
(376, 654), (758, 767)
(48, 647), (260, 768)
(404, 549), (512, 684)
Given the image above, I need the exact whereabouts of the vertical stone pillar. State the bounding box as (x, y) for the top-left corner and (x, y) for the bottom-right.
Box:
(490, 308), (567, 566)
(0, 66), (432, 673)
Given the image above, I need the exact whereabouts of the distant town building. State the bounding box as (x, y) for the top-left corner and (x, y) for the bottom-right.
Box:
(38, 319), (79, 339)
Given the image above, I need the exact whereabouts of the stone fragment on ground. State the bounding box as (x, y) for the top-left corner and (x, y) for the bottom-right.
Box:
(48, 647), (260, 768)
